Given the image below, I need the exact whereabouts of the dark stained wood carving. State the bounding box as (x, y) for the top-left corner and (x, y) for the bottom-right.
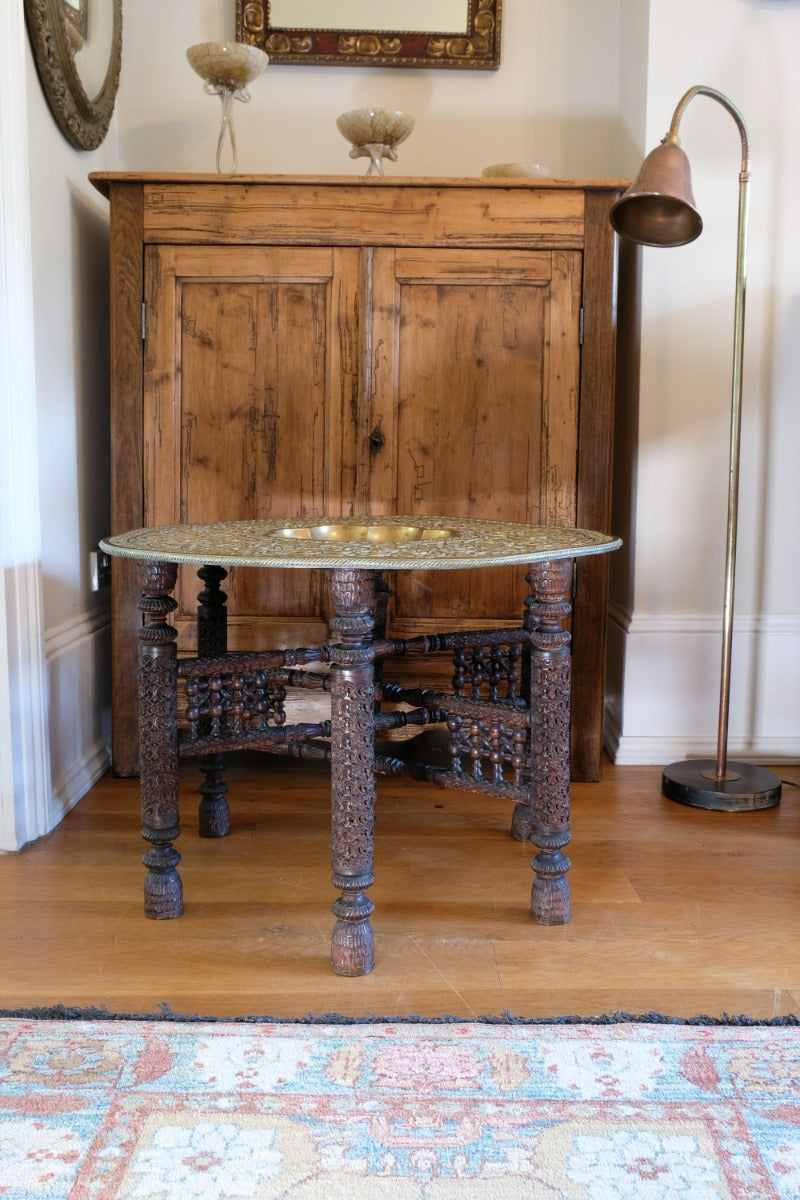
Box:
(328, 569), (378, 977)
(521, 559), (574, 925)
(137, 561), (182, 919)
(195, 566), (230, 838)
(132, 555), (580, 973)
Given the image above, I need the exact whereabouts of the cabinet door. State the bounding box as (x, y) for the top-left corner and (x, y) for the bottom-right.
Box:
(366, 248), (582, 634)
(144, 244), (362, 649)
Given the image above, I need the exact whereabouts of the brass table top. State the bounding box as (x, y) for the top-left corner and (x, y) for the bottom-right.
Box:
(101, 516), (621, 572)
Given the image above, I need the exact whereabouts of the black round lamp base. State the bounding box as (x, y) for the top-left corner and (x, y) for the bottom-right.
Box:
(662, 759), (782, 811)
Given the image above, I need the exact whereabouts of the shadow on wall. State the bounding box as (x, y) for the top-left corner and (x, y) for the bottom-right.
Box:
(69, 185), (111, 611)
(609, 237), (641, 619)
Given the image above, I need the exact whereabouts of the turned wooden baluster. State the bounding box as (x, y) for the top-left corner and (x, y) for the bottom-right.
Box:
(328, 568), (377, 976)
(196, 565), (230, 838)
(512, 558), (574, 925)
(138, 561), (182, 919)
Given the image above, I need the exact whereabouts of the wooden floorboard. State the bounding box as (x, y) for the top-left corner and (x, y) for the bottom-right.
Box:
(1, 756), (798, 1020)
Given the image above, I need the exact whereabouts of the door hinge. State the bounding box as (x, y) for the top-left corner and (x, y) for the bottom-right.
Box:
(141, 301), (146, 341)
(578, 306), (585, 346)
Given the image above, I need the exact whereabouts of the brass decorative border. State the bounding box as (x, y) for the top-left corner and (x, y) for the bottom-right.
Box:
(236, 0), (501, 69)
(25, 0), (122, 150)
(101, 516), (620, 572)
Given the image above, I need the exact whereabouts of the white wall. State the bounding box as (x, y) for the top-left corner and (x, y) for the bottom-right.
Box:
(116, 1), (622, 178)
(607, 0), (800, 764)
(1, 9), (119, 850)
(27, 36), (120, 819)
(0, 5), (51, 851)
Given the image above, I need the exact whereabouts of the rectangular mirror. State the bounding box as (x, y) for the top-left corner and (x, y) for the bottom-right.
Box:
(236, 0), (501, 69)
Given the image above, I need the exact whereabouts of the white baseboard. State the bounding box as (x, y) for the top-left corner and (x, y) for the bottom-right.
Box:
(42, 606), (112, 837)
(605, 603), (800, 767)
(604, 707), (800, 767)
(49, 735), (111, 824)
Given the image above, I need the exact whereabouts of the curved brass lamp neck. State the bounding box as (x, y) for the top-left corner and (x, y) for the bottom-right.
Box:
(665, 85), (750, 180)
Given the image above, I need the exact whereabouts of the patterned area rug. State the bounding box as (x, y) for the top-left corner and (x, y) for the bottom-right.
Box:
(1, 1014), (799, 1198)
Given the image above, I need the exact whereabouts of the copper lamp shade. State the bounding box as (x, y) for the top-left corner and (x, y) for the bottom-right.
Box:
(610, 141), (702, 247)
(609, 85), (781, 813)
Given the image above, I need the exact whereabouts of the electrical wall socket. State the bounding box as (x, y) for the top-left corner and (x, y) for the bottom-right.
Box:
(90, 549), (111, 592)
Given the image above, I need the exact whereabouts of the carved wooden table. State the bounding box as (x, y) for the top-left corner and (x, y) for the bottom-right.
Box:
(100, 516), (620, 977)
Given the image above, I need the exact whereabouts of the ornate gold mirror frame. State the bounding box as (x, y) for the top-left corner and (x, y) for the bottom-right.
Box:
(24, 0), (122, 150)
(236, 0), (501, 69)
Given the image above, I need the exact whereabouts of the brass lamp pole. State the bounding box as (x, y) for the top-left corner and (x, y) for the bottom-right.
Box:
(610, 85), (781, 811)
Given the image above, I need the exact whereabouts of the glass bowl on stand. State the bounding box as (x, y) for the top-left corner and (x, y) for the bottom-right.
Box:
(336, 108), (415, 177)
(186, 41), (269, 174)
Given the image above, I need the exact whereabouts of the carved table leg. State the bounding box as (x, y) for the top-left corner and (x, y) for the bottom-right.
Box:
(138, 561), (182, 919)
(328, 569), (377, 976)
(196, 565), (230, 838)
(515, 559), (573, 925)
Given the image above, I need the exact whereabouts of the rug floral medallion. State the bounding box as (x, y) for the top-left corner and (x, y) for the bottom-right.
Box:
(0, 1018), (798, 1198)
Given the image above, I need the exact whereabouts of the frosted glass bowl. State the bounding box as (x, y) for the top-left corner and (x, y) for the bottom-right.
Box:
(336, 108), (415, 176)
(482, 162), (553, 178)
(186, 41), (269, 91)
(186, 41), (269, 175)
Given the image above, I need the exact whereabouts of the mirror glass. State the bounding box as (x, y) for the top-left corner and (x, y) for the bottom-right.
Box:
(269, 1), (467, 33)
(71, 1), (116, 99)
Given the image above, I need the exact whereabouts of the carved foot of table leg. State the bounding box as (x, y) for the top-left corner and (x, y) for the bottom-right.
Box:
(142, 832), (183, 919)
(530, 845), (572, 925)
(198, 753), (230, 838)
(331, 875), (375, 976)
(511, 803), (534, 841)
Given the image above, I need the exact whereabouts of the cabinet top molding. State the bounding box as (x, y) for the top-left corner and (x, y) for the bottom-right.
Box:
(89, 173), (630, 254)
(90, 173), (629, 199)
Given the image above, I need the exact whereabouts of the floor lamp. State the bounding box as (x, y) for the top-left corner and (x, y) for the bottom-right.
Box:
(610, 85), (782, 812)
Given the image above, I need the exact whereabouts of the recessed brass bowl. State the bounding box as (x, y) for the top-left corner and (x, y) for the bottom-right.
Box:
(277, 524), (454, 544)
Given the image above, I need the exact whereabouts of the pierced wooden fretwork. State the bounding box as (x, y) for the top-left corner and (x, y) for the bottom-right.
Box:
(130, 553), (583, 974)
(453, 639), (524, 702)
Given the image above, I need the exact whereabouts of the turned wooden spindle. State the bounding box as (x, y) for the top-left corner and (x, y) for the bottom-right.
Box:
(512, 558), (574, 925)
(137, 560), (182, 919)
(328, 569), (378, 976)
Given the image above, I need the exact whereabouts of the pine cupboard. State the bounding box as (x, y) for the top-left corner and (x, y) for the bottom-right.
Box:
(91, 173), (627, 780)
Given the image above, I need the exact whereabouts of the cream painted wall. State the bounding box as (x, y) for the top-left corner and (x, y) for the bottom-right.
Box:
(607, 0), (800, 763)
(26, 59), (117, 632)
(116, 1), (622, 178)
(18, 25), (120, 845)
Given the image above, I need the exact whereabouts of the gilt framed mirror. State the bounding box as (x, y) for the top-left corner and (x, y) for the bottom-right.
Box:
(236, 0), (501, 69)
(24, 0), (122, 150)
